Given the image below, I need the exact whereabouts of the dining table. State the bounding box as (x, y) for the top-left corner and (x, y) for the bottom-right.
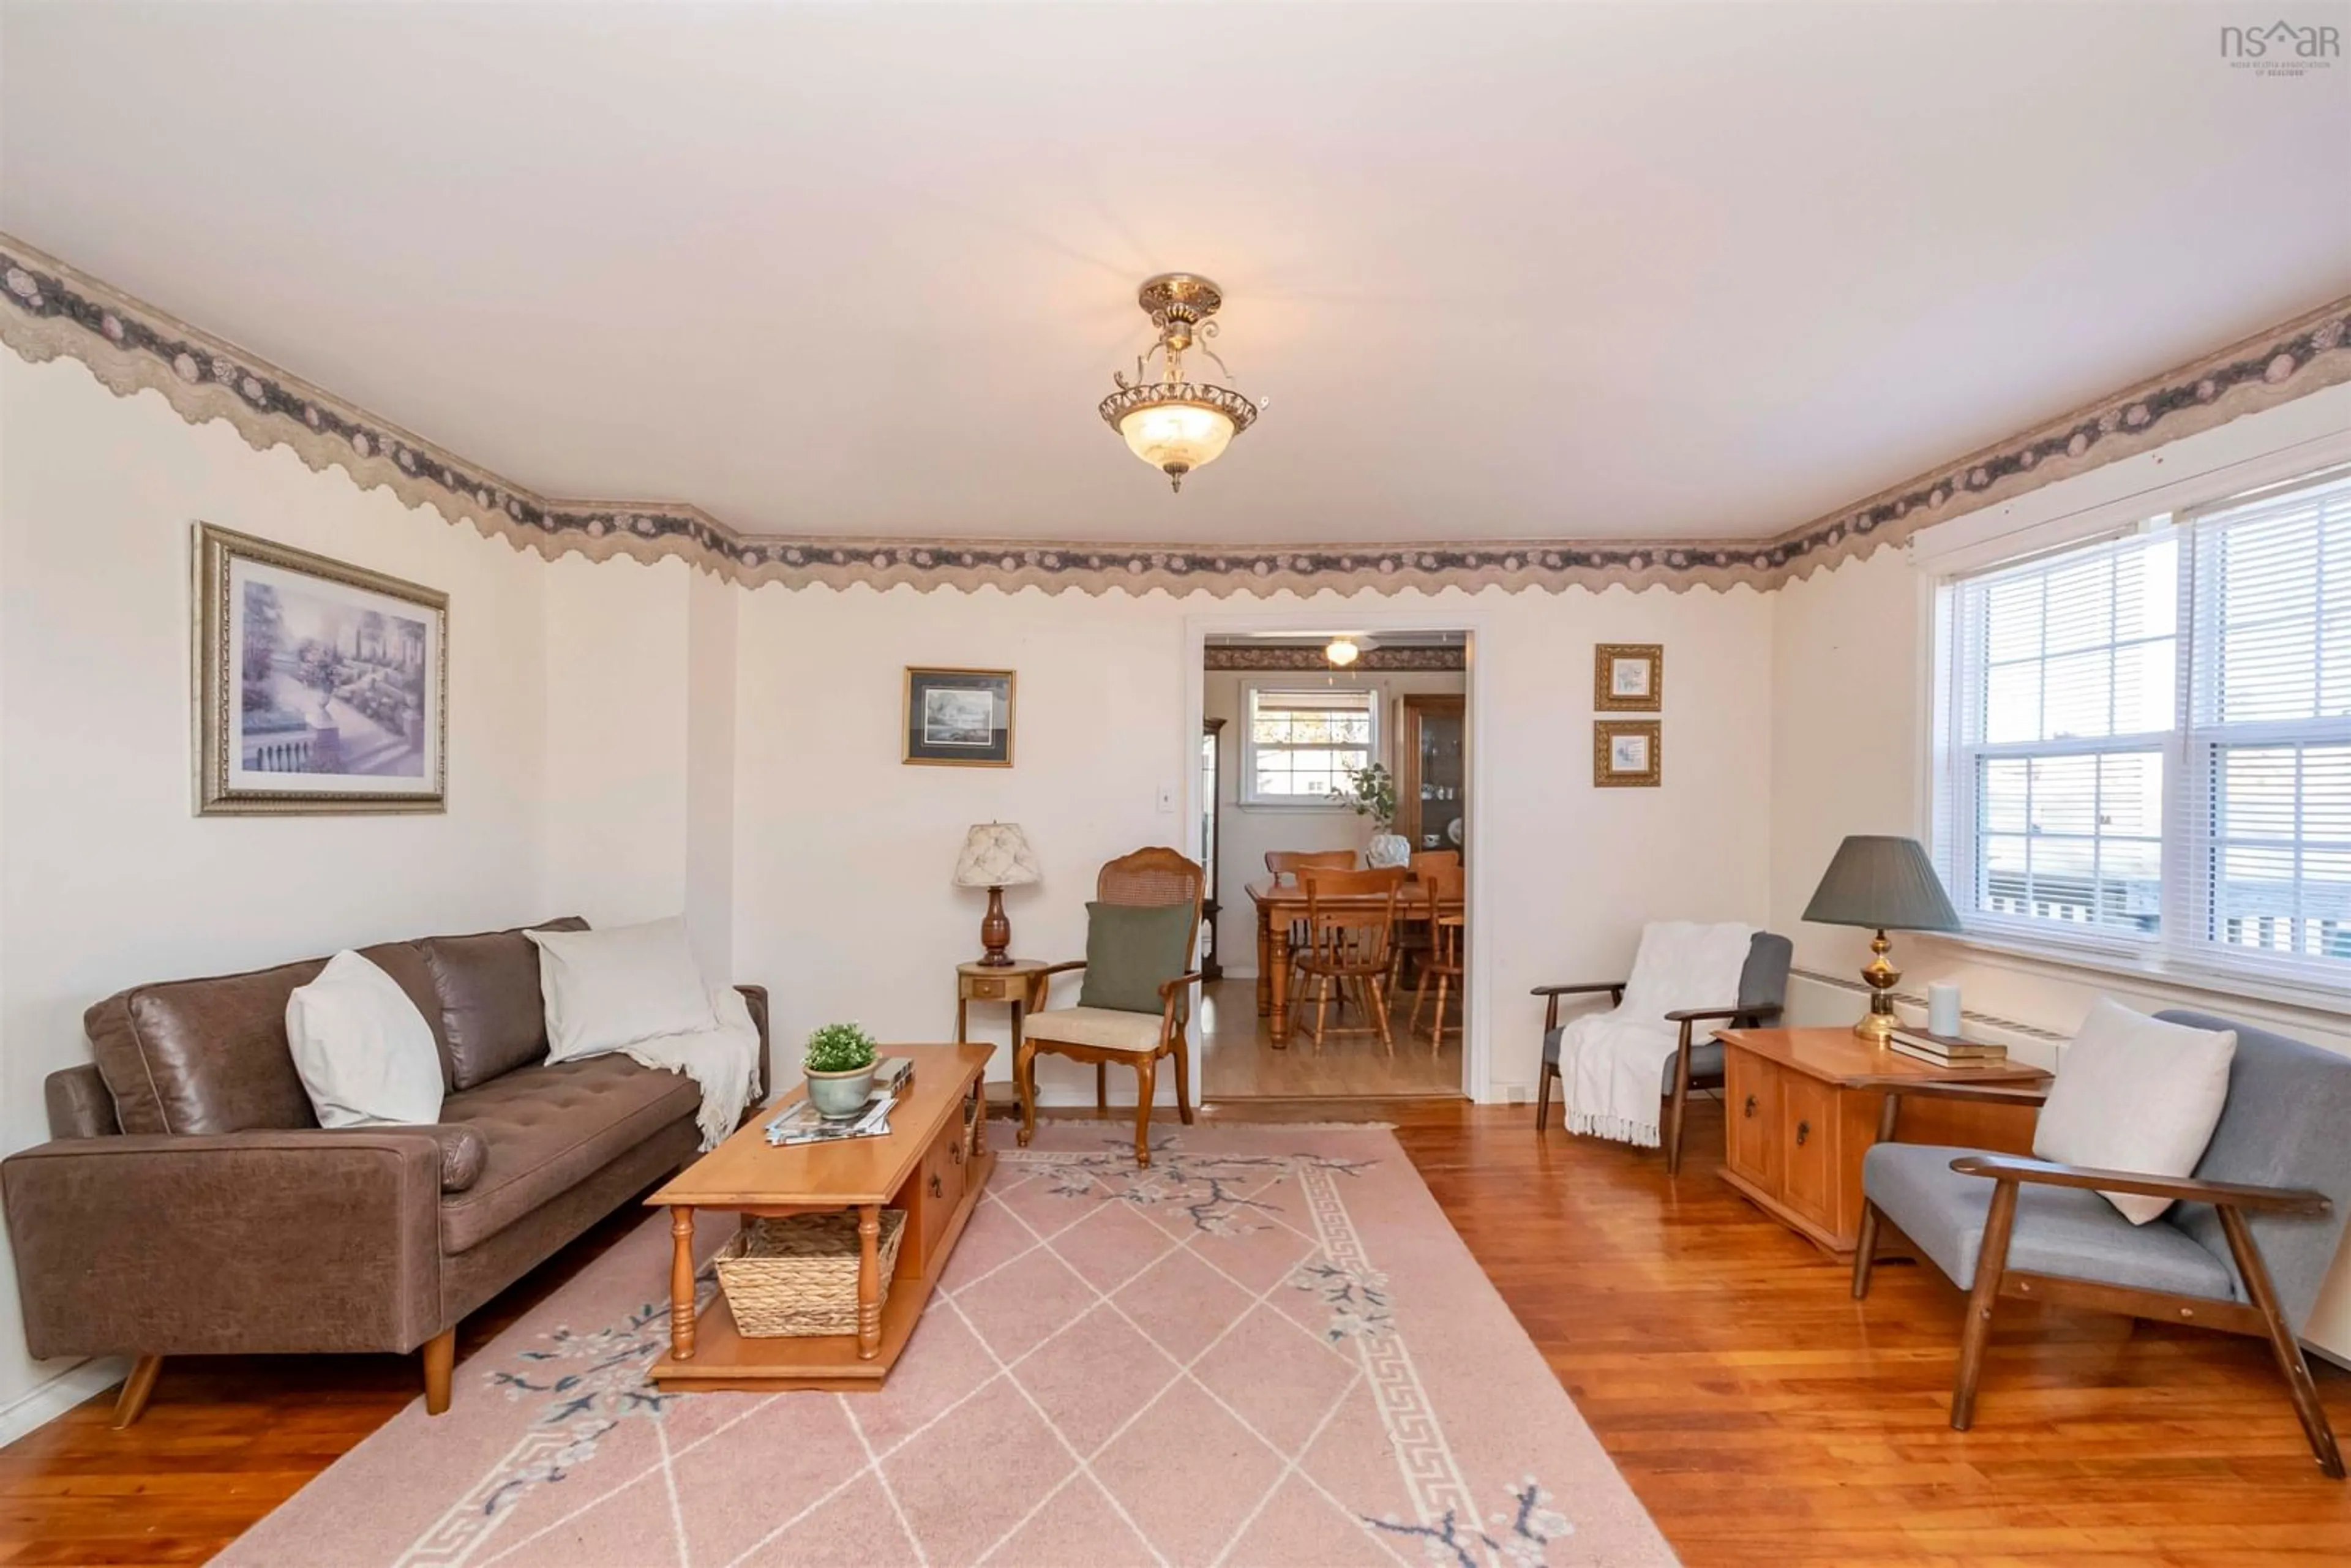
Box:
(1244, 874), (1465, 1047)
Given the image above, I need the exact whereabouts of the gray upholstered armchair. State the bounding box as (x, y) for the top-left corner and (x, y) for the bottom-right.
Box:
(1533, 930), (1793, 1173)
(1853, 1011), (2351, 1477)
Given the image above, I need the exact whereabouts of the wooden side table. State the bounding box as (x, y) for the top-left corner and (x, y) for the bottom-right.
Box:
(955, 959), (1049, 1056)
(1712, 1027), (2050, 1255)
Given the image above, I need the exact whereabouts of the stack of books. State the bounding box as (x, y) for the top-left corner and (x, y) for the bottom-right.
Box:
(1888, 1026), (2008, 1068)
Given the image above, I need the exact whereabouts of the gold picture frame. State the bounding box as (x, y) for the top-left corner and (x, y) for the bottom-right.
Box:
(194, 523), (449, 816)
(1594, 643), (1662, 711)
(1593, 719), (1662, 788)
(903, 667), (1016, 767)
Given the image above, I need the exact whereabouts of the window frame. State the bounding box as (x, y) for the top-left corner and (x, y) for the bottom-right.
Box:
(1238, 682), (1380, 808)
(1929, 463), (2351, 996)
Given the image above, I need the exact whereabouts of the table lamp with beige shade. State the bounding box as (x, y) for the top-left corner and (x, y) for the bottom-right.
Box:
(954, 822), (1040, 967)
(1801, 834), (1962, 1043)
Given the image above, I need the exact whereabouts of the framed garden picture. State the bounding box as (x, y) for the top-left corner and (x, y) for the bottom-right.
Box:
(1594, 643), (1662, 711)
(1592, 719), (1662, 788)
(194, 523), (448, 815)
(903, 667), (1015, 767)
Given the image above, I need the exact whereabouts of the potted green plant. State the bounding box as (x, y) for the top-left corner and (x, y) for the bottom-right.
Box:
(1329, 762), (1409, 868)
(802, 1022), (880, 1120)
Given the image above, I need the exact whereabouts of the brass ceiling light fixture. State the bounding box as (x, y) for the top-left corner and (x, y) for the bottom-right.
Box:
(1100, 273), (1261, 492)
(1324, 636), (1362, 669)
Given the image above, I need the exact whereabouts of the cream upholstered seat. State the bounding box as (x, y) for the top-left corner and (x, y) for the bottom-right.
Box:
(1022, 1005), (1162, 1054)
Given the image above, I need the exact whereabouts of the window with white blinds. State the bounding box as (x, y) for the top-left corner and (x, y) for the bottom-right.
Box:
(1243, 686), (1377, 804)
(1932, 465), (2351, 989)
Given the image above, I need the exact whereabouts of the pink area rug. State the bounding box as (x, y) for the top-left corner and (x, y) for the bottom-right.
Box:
(222, 1123), (1674, 1567)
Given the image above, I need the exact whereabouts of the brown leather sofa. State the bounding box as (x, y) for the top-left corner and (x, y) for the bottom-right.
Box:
(1, 918), (767, 1426)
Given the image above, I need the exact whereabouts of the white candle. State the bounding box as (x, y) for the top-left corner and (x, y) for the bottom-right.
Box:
(1927, 982), (1962, 1037)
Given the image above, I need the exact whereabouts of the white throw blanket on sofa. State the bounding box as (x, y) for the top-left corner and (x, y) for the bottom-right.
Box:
(611, 985), (765, 1149)
(1554, 920), (1755, 1147)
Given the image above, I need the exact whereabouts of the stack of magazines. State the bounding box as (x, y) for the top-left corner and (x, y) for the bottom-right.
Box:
(763, 1056), (917, 1147)
(1888, 1026), (2007, 1068)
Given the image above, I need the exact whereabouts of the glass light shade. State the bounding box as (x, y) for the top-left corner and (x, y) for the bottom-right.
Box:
(1119, 400), (1235, 481)
(1325, 637), (1361, 667)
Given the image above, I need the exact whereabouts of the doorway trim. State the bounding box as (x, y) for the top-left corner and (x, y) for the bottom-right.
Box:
(1181, 605), (1494, 1103)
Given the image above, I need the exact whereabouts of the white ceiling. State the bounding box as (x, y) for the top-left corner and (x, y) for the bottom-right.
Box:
(4, 2), (2346, 546)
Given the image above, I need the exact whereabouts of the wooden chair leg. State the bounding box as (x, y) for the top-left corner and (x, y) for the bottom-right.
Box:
(1015, 1040), (1038, 1147)
(1535, 1062), (1554, 1135)
(1311, 976), (1332, 1054)
(1665, 1024), (1694, 1176)
(1131, 1057), (1156, 1169)
(1171, 1033), (1195, 1125)
(2218, 1206), (2347, 1478)
(110, 1354), (163, 1430)
(1430, 973), (1452, 1054)
(1852, 1199), (1883, 1299)
(422, 1327), (456, 1416)
(1095, 1062), (1108, 1111)
(1369, 977), (1394, 1056)
(1950, 1177), (2020, 1431)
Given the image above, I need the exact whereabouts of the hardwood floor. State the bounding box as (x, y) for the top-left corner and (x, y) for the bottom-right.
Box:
(4, 1098), (2347, 1564)
(1198, 975), (1464, 1098)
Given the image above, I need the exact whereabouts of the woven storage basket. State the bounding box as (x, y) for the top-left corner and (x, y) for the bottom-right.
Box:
(714, 1209), (907, 1338)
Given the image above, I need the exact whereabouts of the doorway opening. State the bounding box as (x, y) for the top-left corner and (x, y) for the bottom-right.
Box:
(1194, 630), (1472, 1099)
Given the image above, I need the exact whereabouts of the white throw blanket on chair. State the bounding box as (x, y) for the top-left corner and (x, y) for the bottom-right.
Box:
(1555, 920), (1756, 1146)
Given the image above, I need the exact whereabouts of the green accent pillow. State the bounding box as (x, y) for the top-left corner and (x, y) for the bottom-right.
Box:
(1076, 901), (1196, 1015)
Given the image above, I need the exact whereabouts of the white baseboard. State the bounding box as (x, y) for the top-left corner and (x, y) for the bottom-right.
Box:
(0, 1355), (126, 1447)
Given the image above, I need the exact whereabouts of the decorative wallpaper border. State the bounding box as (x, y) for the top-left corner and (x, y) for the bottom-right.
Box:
(1204, 645), (1466, 672)
(4, 233), (2347, 598)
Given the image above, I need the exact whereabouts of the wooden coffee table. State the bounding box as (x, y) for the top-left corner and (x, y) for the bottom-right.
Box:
(647, 1041), (994, 1393)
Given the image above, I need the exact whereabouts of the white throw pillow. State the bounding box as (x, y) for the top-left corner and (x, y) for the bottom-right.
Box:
(2033, 998), (2236, 1225)
(286, 950), (445, 1128)
(527, 917), (716, 1062)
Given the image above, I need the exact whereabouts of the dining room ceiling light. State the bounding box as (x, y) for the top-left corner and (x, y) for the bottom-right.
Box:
(1324, 636), (1362, 668)
(1099, 273), (1261, 492)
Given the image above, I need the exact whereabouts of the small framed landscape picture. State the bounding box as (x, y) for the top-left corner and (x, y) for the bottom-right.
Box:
(195, 523), (448, 815)
(1593, 719), (1662, 788)
(904, 667), (1015, 767)
(1594, 643), (1662, 711)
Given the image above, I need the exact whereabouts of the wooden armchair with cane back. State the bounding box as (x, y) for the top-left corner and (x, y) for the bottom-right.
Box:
(1014, 847), (1204, 1168)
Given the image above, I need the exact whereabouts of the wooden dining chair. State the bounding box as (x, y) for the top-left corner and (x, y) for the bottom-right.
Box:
(1266, 850), (1355, 1011)
(1294, 866), (1406, 1055)
(1407, 861), (1466, 1052)
(1389, 850), (1461, 999)
(1016, 847), (1204, 1168)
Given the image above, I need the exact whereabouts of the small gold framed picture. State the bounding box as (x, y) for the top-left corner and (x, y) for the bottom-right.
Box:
(1594, 643), (1662, 711)
(1593, 720), (1661, 787)
(903, 667), (1016, 766)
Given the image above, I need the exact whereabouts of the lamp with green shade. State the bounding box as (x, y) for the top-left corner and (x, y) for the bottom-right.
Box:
(1801, 835), (1962, 1044)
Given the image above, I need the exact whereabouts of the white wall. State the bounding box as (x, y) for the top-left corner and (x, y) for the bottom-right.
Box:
(0, 354), (555, 1422)
(537, 553), (740, 975)
(730, 583), (1777, 1106)
(1766, 392), (2351, 1357)
(1204, 666), (1468, 973)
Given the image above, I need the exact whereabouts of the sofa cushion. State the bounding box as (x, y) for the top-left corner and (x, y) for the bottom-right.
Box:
(88, 956), (330, 1136)
(437, 1054), (698, 1253)
(421, 918), (587, 1090)
(1863, 1142), (2240, 1302)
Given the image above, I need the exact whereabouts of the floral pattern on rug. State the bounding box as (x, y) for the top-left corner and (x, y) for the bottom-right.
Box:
(220, 1123), (1677, 1568)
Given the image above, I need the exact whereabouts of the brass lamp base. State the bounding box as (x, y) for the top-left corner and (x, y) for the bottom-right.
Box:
(1854, 928), (1900, 1043)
